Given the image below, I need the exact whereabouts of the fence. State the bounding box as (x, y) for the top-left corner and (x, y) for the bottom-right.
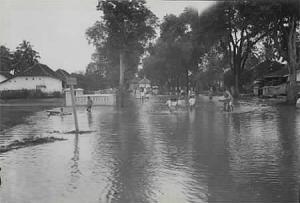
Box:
(65, 88), (116, 106)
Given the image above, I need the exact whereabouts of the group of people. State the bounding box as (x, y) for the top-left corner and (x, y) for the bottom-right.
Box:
(166, 91), (196, 111)
(166, 87), (234, 112)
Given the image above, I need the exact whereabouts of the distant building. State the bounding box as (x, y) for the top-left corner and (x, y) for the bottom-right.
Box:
(138, 77), (151, 91)
(0, 71), (12, 83)
(0, 63), (62, 93)
(261, 67), (289, 97)
(56, 69), (70, 88)
(252, 62), (300, 97)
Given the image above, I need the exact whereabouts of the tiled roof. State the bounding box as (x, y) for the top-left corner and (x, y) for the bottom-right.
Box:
(139, 78), (151, 84)
(16, 63), (59, 79)
(264, 67), (289, 78)
(250, 60), (285, 79)
(56, 69), (70, 81)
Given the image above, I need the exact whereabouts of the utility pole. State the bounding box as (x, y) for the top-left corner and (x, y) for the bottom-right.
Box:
(119, 51), (125, 107)
(67, 77), (79, 133)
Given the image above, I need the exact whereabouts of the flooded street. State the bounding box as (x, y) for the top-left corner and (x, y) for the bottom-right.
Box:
(1, 96), (300, 203)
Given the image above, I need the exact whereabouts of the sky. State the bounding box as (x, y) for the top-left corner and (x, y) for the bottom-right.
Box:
(0, 0), (214, 73)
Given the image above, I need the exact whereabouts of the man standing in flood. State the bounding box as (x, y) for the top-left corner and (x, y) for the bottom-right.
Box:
(87, 96), (93, 112)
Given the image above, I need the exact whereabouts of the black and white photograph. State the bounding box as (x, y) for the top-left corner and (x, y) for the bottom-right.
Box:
(0, 0), (300, 202)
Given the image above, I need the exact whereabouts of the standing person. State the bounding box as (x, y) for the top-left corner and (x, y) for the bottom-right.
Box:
(189, 94), (196, 109)
(208, 86), (214, 100)
(141, 88), (145, 101)
(60, 107), (64, 117)
(87, 96), (93, 112)
(224, 88), (233, 112)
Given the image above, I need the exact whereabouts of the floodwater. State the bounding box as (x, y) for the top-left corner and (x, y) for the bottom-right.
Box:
(0, 95), (300, 203)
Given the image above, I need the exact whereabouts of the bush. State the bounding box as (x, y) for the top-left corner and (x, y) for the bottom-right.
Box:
(52, 91), (63, 98)
(0, 89), (62, 99)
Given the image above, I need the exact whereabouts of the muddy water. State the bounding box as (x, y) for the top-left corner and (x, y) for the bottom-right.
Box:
(0, 96), (300, 203)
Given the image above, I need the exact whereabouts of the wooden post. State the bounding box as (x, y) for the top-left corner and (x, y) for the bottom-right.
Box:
(119, 52), (125, 107)
(67, 77), (79, 133)
(70, 85), (79, 133)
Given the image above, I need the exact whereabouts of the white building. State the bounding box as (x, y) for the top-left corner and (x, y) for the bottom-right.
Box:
(0, 63), (62, 93)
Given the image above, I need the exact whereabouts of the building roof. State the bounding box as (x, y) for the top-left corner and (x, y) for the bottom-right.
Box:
(0, 63), (61, 85)
(56, 69), (70, 81)
(139, 77), (151, 84)
(0, 71), (12, 79)
(264, 67), (289, 78)
(250, 60), (285, 80)
(15, 63), (59, 79)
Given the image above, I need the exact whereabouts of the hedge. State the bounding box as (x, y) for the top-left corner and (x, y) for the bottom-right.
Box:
(0, 89), (63, 99)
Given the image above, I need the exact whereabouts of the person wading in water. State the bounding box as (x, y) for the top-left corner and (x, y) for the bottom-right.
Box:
(87, 96), (93, 112)
(224, 88), (233, 112)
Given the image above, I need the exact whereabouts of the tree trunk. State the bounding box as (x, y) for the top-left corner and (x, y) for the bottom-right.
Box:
(186, 68), (189, 95)
(119, 52), (125, 107)
(234, 71), (240, 97)
(233, 61), (240, 98)
(286, 20), (297, 105)
(287, 79), (297, 104)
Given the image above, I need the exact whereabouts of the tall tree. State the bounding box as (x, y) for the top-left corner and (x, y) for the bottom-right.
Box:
(86, 0), (158, 106)
(266, 0), (300, 104)
(197, 1), (278, 97)
(145, 9), (204, 94)
(12, 40), (40, 74)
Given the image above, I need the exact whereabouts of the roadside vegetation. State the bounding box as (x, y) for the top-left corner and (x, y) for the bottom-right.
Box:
(81, 0), (299, 104)
(143, 0), (300, 103)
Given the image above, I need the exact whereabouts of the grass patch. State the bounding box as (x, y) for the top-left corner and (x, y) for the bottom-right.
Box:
(0, 136), (67, 153)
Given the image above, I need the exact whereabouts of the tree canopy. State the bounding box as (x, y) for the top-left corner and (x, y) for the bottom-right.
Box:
(12, 40), (40, 74)
(0, 46), (13, 72)
(143, 0), (300, 103)
(0, 41), (40, 74)
(86, 0), (158, 88)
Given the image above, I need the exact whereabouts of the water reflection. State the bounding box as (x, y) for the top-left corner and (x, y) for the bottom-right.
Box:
(69, 133), (81, 189)
(0, 97), (300, 203)
(86, 112), (92, 128)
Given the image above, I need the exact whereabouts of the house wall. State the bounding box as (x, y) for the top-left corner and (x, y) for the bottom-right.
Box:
(0, 76), (62, 93)
(262, 83), (287, 96)
(0, 75), (7, 83)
